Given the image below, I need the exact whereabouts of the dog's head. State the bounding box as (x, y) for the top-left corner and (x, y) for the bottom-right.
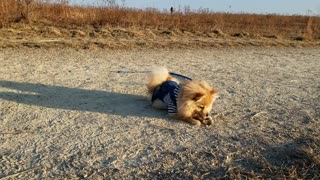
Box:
(178, 81), (218, 119)
(191, 83), (218, 119)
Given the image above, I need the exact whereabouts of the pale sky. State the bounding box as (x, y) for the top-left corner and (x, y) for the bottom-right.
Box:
(69, 0), (320, 15)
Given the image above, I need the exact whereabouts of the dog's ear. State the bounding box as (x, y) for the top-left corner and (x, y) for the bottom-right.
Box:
(192, 93), (204, 101)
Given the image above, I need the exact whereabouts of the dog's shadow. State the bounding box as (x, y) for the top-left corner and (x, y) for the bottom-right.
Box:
(0, 81), (166, 118)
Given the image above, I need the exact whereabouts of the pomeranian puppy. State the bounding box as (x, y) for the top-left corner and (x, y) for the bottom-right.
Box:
(147, 67), (218, 126)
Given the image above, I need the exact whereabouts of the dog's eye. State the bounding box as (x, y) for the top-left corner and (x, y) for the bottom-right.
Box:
(199, 105), (204, 109)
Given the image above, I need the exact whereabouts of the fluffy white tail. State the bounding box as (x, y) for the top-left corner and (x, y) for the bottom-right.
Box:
(147, 67), (171, 93)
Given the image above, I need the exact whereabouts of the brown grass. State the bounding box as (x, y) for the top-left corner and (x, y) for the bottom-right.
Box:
(1, 0), (320, 40)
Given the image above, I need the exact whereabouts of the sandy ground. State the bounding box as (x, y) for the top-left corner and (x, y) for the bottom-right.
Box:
(0, 47), (319, 179)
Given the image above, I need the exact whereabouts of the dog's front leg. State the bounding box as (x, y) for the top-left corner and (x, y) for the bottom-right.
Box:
(184, 118), (202, 126)
(176, 115), (201, 126)
(201, 116), (213, 125)
(192, 113), (213, 126)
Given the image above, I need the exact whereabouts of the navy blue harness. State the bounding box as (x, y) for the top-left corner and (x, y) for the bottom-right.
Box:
(151, 81), (179, 106)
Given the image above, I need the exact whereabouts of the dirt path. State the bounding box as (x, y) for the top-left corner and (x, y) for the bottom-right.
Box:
(0, 48), (319, 179)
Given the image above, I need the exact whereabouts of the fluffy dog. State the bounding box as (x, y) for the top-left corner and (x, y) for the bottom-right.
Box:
(147, 67), (218, 126)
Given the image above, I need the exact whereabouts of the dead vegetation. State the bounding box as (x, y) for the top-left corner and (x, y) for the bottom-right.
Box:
(0, 0), (320, 46)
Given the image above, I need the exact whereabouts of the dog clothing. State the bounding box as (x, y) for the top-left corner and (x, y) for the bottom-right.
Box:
(151, 81), (180, 115)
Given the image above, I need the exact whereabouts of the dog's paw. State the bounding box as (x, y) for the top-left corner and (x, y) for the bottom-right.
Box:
(202, 116), (213, 125)
(202, 120), (213, 125)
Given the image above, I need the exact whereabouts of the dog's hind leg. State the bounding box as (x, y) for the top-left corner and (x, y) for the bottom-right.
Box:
(152, 99), (167, 110)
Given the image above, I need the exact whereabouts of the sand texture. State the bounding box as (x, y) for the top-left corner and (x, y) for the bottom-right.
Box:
(0, 48), (319, 179)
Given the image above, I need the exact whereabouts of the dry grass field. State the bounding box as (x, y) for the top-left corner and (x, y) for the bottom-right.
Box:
(0, 0), (320, 49)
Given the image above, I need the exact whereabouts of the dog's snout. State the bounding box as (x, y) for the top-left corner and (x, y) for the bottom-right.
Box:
(205, 112), (209, 117)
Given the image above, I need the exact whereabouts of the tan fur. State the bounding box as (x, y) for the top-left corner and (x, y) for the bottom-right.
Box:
(176, 80), (218, 126)
(146, 67), (179, 93)
(147, 67), (169, 93)
(147, 67), (218, 126)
